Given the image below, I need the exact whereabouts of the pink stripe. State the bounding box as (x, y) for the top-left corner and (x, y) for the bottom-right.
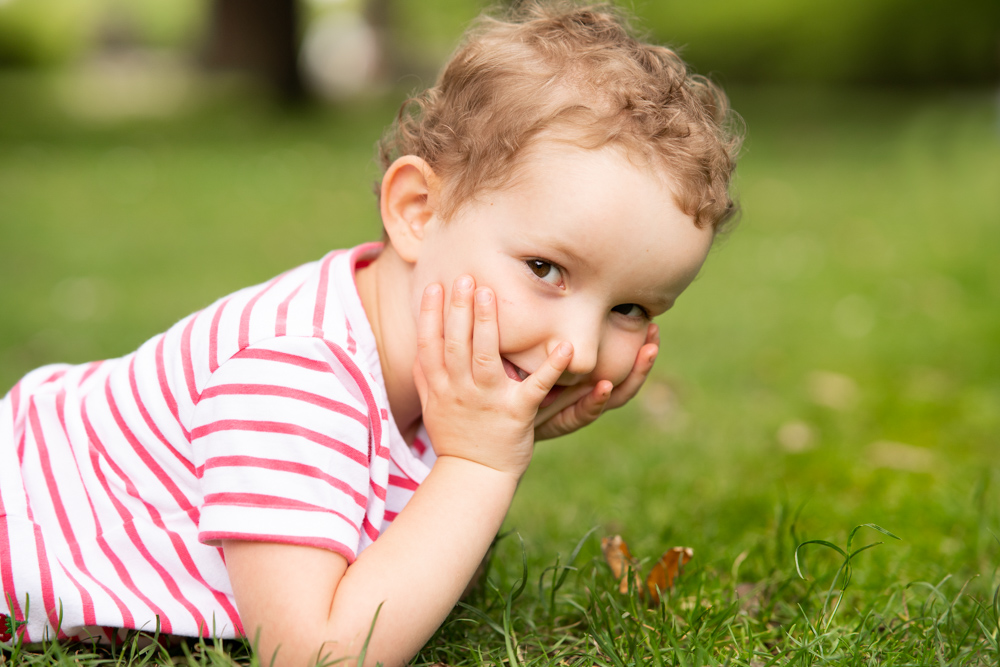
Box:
(180, 316), (199, 404)
(239, 275), (284, 349)
(204, 494), (362, 537)
(411, 436), (428, 456)
(105, 373), (241, 630)
(0, 386), (24, 625)
(128, 357), (196, 476)
(361, 516), (379, 542)
(0, 500), (24, 631)
(100, 378), (243, 629)
(208, 298), (231, 374)
(156, 336), (190, 441)
(275, 283), (303, 337)
(320, 342), (393, 534)
(198, 384), (367, 425)
(383, 510), (398, 522)
(203, 455), (367, 506)
(58, 566), (98, 634)
(191, 420), (367, 467)
(79, 361), (104, 386)
(324, 343), (382, 461)
(231, 347), (331, 373)
(201, 532), (356, 564)
(345, 316), (356, 355)
(29, 522), (62, 637)
(163, 529), (241, 635)
(81, 400), (185, 633)
(15, 428), (27, 473)
(28, 401), (98, 627)
(43, 368), (68, 384)
(14, 403), (63, 638)
(389, 474), (419, 491)
(312, 252), (336, 332)
(105, 377), (195, 512)
(55, 394), (134, 627)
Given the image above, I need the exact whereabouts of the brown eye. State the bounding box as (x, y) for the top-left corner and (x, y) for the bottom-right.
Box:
(526, 259), (562, 285)
(612, 303), (648, 319)
(528, 259), (552, 278)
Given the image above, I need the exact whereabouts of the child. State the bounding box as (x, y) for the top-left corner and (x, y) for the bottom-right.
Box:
(0, 2), (739, 665)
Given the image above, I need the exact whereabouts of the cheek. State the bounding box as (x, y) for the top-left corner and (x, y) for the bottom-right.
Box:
(492, 285), (539, 352)
(599, 333), (645, 385)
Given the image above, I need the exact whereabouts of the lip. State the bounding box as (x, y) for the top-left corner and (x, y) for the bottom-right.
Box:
(502, 357), (529, 382)
(503, 357), (568, 409)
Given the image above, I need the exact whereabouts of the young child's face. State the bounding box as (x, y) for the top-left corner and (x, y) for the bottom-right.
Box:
(411, 141), (714, 420)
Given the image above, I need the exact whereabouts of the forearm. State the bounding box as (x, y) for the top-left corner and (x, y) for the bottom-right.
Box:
(240, 455), (518, 667)
(328, 455), (516, 664)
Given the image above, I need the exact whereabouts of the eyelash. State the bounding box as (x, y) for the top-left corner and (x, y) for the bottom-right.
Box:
(612, 303), (651, 320)
(525, 259), (564, 286)
(524, 259), (651, 320)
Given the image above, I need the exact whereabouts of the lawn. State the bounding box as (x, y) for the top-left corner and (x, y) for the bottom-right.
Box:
(1, 75), (999, 665)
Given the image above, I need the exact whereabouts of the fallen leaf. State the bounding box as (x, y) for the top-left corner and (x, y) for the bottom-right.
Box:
(601, 535), (640, 595)
(646, 546), (693, 605)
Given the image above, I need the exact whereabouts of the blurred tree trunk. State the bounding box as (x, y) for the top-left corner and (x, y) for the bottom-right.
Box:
(202, 0), (304, 102)
(364, 0), (403, 83)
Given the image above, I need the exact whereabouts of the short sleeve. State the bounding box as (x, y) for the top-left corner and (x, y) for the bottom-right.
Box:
(190, 336), (376, 563)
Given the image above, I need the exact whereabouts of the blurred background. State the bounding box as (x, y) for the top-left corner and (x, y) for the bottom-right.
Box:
(1, 0), (999, 606)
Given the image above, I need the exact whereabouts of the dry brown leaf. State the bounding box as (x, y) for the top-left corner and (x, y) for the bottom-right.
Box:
(601, 535), (640, 595)
(646, 546), (693, 606)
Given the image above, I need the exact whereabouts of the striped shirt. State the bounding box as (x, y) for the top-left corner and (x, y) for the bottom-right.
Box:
(0, 243), (436, 643)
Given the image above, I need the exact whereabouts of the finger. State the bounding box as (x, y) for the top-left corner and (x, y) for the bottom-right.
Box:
(647, 322), (660, 346)
(412, 360), (429, 407)
(606, 341), (658, 410)
(535, 380), (612, 439)
(523, 341), (573, 403)
(416, 283), (445, 381)
(444, 275), (475, 376)
(471, 287), (502, 386)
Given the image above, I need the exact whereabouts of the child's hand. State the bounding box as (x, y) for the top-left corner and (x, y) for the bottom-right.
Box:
(414, 276), (573, 477)
(533, 323), (659, 441)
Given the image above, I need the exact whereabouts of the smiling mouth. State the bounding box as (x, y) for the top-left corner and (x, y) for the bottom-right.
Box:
(502, 357), (529, 382)
(502, 357), (565, 408)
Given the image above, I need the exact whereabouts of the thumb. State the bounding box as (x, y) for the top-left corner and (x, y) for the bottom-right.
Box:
(523, 342), (573, 403)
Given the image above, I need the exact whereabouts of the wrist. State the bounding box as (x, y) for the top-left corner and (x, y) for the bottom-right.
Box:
(433, 453), (523, 488)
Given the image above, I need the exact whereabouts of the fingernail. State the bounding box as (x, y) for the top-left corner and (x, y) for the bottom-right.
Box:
(456, 276), (473, 291)
(557, 342), (572, 356)
(476, 288), (492, 304)
(424, 283), (442, 296)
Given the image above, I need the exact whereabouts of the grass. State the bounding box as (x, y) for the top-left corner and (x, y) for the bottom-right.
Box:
(1, 73), (999, 665)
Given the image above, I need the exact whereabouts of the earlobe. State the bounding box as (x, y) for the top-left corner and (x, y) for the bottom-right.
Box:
(380, 156), (440, 264)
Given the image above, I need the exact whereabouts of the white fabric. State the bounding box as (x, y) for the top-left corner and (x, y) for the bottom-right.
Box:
(0, 244), (436, 642)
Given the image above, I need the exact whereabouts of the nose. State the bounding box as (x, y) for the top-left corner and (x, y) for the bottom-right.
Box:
(547, 316), (601, 380)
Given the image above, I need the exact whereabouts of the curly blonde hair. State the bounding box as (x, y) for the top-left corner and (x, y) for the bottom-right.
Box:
(377, 1), (742, 232)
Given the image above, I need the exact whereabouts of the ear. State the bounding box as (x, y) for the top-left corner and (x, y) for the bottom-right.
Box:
(380, 156), (440, 264)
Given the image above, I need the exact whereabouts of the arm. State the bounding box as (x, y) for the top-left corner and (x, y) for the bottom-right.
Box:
(224, 457), (516, 667)
(225, 277), (571, 667)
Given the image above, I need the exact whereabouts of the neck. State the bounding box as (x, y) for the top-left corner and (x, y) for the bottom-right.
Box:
(355, 245), (422, 443)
